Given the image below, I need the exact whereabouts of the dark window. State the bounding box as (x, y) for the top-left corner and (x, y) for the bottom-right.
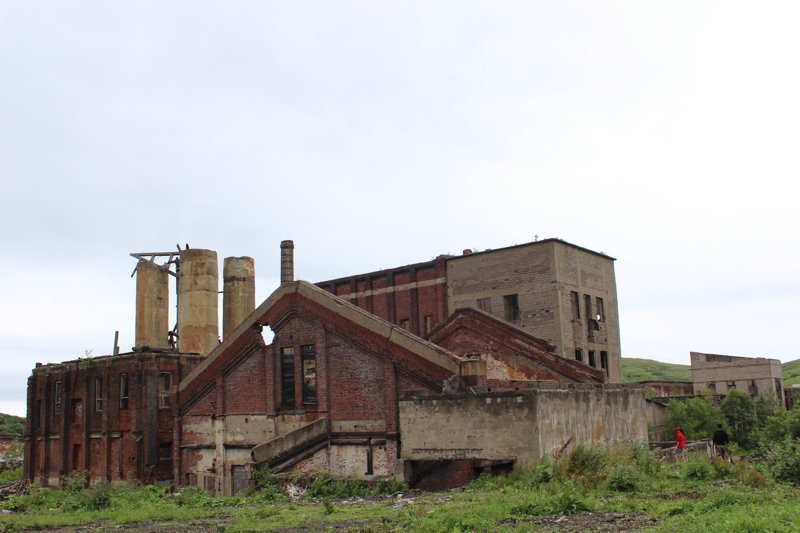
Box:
(302, 345), (317, 405)
(600, 351), (609, 376)
(54, 381), (62, 415)
(596, 297), (605, 320)
(477, 298), (491, 312)
(575, 349), (583, 362)
(399, 319), (411, 331)
(588, 351), (596, 368)
(34, 400), (41, 430)
(159, 372), (172, 408)
(727, 381), (736, 390)
(707, 383), (717, 393)
(119, 373), (129, 410)
(95, 377), (104, 412)
(72, 444), (81, 470)
(585, 294), (593, 333)
(504, 294), (520, 321)
(570, 291), (580, 320)
(749, 380), (758, 396)
(158, 442), (172, 461)
(424, 315), (434, 335)
(775, 378), (783, 401)
(281, 347), (295, 408)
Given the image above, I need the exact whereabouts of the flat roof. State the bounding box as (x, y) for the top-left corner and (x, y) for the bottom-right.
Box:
(446, 238), (616, 262)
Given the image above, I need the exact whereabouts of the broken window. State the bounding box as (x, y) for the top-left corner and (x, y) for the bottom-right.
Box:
(596, 297), (605, 320)
(302, 345), (317, 406)
(600, 351), (609, 376)
(95, 377), (104, 412)
(575, 349), (583, 362)
(399, 319), (411, 331)
(158, 442), (172, 461)
(504, 294), (520, 321)
(281, 347), (295, 409)
(707, 383), (717, 393)
(570, 291), (580, 320)
(159, 372), (172, 409)
(119, 373), (129, 410)
(775, 378), (783, 401)
(477, 297), (491, 313)
(424, 315), (434, 335)
(54, 381), (62, 416)
(588, 351), (596, 368)
(749, 379), (758, 396)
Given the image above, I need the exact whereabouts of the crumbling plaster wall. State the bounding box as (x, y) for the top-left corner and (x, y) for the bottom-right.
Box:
(399, 385), (647, 467)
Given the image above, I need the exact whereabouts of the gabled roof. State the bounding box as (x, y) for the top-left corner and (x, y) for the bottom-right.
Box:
(180, 280), (464, 397)
(428, 307), (604, 384)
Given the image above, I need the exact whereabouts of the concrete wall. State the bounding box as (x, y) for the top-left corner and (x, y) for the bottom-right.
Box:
(399, 384), (647, 468)
(690, 352), (785, 404)
(446, 240), (622, 383)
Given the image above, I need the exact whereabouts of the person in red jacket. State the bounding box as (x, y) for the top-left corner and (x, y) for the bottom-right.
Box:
(675, 426), (687, 462)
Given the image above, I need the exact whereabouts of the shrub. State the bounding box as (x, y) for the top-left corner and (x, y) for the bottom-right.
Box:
(721, 390), (756, 448)
(62, 471), (88, 493)
(607, 464), (639, 492)
(682, 457), (712, 481)
(666, 397), (722, 441)
(568, 445), (606, 478)
(766, 439), (800, 485)
(551, 481), (592, 514)
(634, 445), (661, 476)
(0, 466), (22, 484)
(304, 475), (370, 499)
(253, 465), (283, 501)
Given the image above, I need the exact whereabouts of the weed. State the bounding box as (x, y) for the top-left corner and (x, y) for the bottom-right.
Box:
(682, 457), (712, 481)
(607, 464), (639, 492)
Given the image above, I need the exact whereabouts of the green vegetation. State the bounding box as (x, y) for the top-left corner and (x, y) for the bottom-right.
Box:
(0, 414), (24, 437)
(784, 358), (800, 386)
(3, 440), (800, 532)
(621, 358), (691, 382)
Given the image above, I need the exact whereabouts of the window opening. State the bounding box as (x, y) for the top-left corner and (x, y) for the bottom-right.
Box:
(584, 294), (593, 334)
(504, 294), (520, 321)
(54, 381), (62, 415)
(596, 297), (605, 320)
(574, 349), (583, 362)
(399, 318), (411, 331)
(302, 345), (317, 405)
(477, 297), (491, 312)
(600, 351), (609, 376)
(588, 351), (596, 368)
(281, 347), (295, 408)
(119, 373), (129, 410)
(158, 442), (172, 461)
(570, 291), (580, 320)
(95, 377), (104, 411)
(158, 372), (172, 408)
(424, 315), (434, 335)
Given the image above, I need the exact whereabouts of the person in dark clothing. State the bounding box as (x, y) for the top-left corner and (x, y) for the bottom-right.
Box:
(712, 424), (729, 460)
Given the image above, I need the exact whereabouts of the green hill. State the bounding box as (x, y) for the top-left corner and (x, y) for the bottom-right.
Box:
(0, 413), (25, 436)
(622, 358), (691, 383)
(783, 358), (800, 386)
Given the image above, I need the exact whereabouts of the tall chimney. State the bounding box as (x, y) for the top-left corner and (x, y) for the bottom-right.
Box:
(223, 256), (255, 340)
(134, 260), (169, 350)
(280, 240), (294, 284)
(177, 249), (219, 355)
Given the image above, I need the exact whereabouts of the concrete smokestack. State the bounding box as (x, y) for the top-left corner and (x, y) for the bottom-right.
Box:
(177, 249), (219, 355)
(134, 260), (169, 350)
(280, 240), (294, 284)
(223, 256), (255, 340)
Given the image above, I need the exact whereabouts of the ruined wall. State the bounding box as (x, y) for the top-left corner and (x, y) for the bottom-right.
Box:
(25, 353), (202, 487)
(316, 258), (448, 338)
(446, 240), (622, 383)
(399, 384), (647, 469)
(690, 352), (785, 403)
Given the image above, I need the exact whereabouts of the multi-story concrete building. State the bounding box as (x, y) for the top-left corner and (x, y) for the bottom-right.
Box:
(318, 239), (622, 383)
(690, 351), (785, 405)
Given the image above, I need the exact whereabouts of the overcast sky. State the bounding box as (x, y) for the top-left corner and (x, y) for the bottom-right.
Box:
(2, 1), (799, 417)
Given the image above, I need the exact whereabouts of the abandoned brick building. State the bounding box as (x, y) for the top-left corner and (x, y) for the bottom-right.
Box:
(26, 238), (642, 494)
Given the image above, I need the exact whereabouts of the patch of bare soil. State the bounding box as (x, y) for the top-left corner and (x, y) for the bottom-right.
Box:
(504, 512), (659, 532)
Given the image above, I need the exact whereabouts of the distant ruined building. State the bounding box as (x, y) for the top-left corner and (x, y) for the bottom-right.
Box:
(26, 238), (645, 493)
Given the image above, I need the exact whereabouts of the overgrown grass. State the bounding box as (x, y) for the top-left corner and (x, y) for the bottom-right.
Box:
(0, 467), (22, 484)
(3, 448), (800, 532)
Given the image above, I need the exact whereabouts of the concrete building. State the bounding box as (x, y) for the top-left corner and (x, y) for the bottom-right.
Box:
(318, 239), (622, 383)
(690, 351), (785, 404)
(26, 238), (637, 493)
